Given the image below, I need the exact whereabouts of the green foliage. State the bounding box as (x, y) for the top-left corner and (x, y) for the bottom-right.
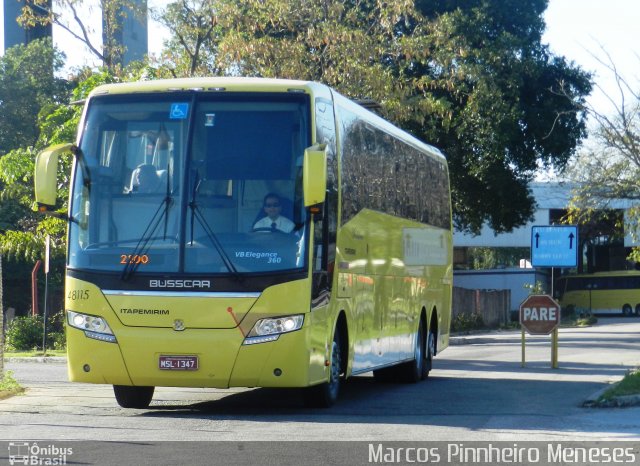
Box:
(0, 371), (23, 398)
(560, 306), (597, 327)
(0, 148), (35, 184)
(37, 103), (79, 150)
(70, 69), (121, 101)
(0, 66), (119, 315)
(465, 247), (529, 270)
(20, 0), (146, 72)
(156, 0), (591, 234)
(563, 51), (640, 262)
(524, 281), (547, 294)
(0, 38), (69, 155)
(4, 315), (65, 351)
(152, 0), (222, 77)
(451, 312), (485, 333)
(5, 316), (44, 351)
(598, 369), (640, 402)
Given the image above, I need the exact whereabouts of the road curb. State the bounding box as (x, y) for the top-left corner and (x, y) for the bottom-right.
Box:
(450, 336), (502, 345)
(3, 357), (67, 364)
(582, 383), (640, 408)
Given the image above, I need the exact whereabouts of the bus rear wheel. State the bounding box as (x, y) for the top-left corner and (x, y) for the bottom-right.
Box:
(397, 318), (430, 383)
(623, 304), (633, 317)
(113, 385), (155, 409)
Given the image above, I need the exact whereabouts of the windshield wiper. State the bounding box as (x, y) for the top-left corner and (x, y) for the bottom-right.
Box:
(188, 173), (240, 277)
(121, 171), (174, 281)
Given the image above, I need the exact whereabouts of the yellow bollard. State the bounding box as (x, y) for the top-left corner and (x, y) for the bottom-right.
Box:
(521, 327), (526, 368)
(551, 328), (559, 369)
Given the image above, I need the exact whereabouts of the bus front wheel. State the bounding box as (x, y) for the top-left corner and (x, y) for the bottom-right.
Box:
(113, 385), (155, 409)
(304, 332), (343, 408)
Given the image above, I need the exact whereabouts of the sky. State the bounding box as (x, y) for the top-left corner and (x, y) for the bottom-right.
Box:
(543, 0), (640, 115)
(1, 0), (639, 115)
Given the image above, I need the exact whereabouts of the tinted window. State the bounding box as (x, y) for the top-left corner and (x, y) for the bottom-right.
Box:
(339, 106), (451, 229)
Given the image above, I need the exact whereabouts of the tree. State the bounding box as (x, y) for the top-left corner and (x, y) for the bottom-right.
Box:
(18, 0), (146, 72)
(158, 0), (591, 234)
(564, 50), (640, 261)
(151, 0), (222, 77)
(0, 65), (116, 316)
(413, 0), (592, 233)
(0, 38), (68, 155)
(0, 39), (72, 315)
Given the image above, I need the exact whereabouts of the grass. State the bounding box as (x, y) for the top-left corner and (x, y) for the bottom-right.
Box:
(598, 369), (640, 403)
(0, 371), (24, 400)
(560, 313), (597, 328)
(3, 349), (66, 358)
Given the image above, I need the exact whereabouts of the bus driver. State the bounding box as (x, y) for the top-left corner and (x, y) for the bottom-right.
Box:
(252, 193), (295, 233)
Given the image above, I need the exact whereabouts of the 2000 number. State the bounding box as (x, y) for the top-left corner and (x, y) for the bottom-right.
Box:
(120, 254), (150, 265)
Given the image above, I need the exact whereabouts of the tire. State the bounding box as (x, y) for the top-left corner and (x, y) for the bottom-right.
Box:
(304, 332), (343, 408)
(397, 318), (429, 383)
(623, 304), (633, 317)
(113, 385), (155, 409)
(565, 305), (576, 317)
(635, 304), (640, 316)
(424, 327), (435, 378)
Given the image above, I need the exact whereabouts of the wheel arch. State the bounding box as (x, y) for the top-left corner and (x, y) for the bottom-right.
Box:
(334, 310), (349, 376)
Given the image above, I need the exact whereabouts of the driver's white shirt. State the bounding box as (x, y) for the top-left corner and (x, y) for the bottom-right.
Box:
(253, 216), (295, 233)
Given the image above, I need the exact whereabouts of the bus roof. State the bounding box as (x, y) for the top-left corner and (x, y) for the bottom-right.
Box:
(88, 77), (329, 98)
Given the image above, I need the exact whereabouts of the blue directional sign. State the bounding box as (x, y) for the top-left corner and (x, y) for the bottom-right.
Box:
(531, 225), (578, 267)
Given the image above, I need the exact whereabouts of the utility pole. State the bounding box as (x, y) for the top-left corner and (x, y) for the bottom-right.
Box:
(1, 254), (4, 379)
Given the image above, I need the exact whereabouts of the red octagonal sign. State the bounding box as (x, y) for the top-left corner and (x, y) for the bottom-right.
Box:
(519, 294), (561, 335)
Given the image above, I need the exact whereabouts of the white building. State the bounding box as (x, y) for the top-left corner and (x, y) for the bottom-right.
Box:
(453, 181), (640, 313)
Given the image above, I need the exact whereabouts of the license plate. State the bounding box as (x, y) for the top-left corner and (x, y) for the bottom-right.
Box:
(159, 355), (198, 371)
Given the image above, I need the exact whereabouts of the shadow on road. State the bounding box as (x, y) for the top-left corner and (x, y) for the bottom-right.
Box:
(139, 370), (608, 433)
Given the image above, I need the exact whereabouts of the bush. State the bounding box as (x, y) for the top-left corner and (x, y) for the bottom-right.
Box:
(50, 330), (66, 350)
(451, 312), (485, 333)
(5, 316), (43, 351)
(4, 314), (66, 351)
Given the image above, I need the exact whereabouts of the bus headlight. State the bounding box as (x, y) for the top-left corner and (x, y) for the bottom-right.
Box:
(67, 310), (117, 343)
(244, 315), (304, 345)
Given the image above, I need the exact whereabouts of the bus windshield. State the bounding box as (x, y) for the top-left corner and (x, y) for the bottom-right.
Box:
(68, 92), (310, 276)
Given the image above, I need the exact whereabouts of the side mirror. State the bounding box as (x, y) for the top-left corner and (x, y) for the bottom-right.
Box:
(303, 144), (327, 208)
(34, 143), (73, 211)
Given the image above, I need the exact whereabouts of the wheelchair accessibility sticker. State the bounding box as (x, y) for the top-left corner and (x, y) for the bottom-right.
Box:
(170, 103), (189, 119)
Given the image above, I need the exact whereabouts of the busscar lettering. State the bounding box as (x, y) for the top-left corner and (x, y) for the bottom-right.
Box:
(120, 308), (170, 315)
(149, 279), (211, 289)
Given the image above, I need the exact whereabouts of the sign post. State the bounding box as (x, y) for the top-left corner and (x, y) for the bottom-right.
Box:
(523, 225), (578, 369)
(519, 294), (561, 368)
(42, 235), (50, 356)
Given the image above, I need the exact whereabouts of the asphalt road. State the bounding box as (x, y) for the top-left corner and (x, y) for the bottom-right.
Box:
(1, 318), (639, 463)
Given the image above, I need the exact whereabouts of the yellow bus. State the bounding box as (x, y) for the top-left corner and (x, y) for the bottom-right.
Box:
(34, 78), (452, 408)
(556, 271), (640, 317)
